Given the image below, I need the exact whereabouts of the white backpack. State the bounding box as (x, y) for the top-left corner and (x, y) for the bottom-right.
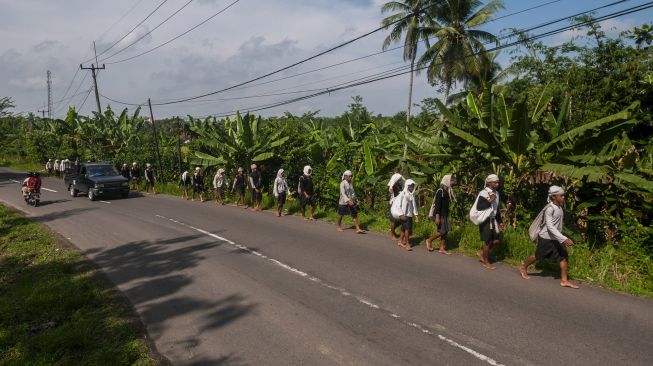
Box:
(469, 191), (494, 225)
(390, 191), (405, 220)
(528, 204), (552, 243)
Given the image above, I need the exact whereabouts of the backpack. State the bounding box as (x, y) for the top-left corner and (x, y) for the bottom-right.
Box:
(428, 188), (443, 218)
(390, 191), (405, 220)
(528, 204), (552, 243)
(469, 191), (494, 225)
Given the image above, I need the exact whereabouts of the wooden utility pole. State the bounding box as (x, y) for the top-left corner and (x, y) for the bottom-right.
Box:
(80, 42), (105, 114)
(148, 98), (164, 183)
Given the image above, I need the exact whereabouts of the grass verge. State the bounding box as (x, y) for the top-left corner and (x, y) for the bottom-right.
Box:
(0, 204), (158, 365)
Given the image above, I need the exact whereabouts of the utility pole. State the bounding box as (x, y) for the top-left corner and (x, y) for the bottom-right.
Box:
(176, 116), (183, 175)
(37, 109), (46, 118)
(46, 70), (53, 119)
(148, 98), (164, 183)
(80, 42), (105, 114)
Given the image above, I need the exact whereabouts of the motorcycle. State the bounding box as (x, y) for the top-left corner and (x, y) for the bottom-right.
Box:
(24, 190), (40, 207)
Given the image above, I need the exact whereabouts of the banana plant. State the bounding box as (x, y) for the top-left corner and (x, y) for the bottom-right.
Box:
(189, 112), (289, 169)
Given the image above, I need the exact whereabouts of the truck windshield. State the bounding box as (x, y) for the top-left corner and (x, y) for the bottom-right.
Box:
(87, 166), (119, 177)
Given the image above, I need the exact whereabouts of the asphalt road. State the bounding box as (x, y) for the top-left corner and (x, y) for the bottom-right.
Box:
(2, 167), (652, 366)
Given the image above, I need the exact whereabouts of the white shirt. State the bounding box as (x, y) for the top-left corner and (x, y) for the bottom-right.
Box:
(538, 204), (568, 243)
(399, 191), (419, 218)
(213, 173), (225, 188)
(339, 180), (356, 205)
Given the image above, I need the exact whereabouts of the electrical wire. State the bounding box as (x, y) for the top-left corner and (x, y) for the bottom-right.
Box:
(106, 0), (242, 65)
(99, 0), (195, 63)
(96, 0), (146, 42)
(84, 0), (169, 63)
(197, 1), (653, 118)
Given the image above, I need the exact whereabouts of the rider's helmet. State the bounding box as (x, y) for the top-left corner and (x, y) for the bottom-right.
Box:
(34, 172), (40, 178)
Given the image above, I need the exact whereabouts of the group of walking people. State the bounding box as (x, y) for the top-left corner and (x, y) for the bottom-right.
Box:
(44, 158), (75, 177)
(119, 162), (157, 194)
(387, 172), (578, 289)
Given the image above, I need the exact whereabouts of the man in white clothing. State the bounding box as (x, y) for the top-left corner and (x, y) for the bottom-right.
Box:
(520, 185), (578, 289)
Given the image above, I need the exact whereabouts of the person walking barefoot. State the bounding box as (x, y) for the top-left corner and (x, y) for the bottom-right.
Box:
(249, 164), (262, 211)
(298, 165), (316, 221)
(471, 174), (505, 270)
(231, 167), (246, 207)
(426, 174), (456, 254)
(336, 170), (365, 234)
(392, 179), (419, 251)
(387, 173), (404, 241)
(213, 168), (227, 205)
(273, 169), (288, 217)
(520, 185), (579, 289)
(191, 167), (205, 202)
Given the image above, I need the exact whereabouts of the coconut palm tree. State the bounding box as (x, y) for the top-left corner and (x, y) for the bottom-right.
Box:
(381, 0), (437, 158)
(417, 0), (503, 104)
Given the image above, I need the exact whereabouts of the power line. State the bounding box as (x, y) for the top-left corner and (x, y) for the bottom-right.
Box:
(99, 0), (195, 63)
(96, 0), (146, 42)
(84, 0), (170, 63)
(147, 1), (443, 106)
(148, 0), (633, 106)
(99, 0), (636, 110)
(97, 0), (571, 106)
(106, 0), (242, 65)
(77, 87), (94, 112)
(199, 1), (653, 118)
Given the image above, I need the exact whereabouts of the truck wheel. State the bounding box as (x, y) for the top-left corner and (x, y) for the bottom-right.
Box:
(88, 190), (97, 201)
(122, 192), (129, 199)
(69, 185), (77, 197)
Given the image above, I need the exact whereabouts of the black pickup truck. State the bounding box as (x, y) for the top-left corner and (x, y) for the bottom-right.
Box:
(64, 163), (129, 200)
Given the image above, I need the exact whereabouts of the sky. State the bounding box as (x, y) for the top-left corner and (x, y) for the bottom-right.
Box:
(0, 0), (650, 119)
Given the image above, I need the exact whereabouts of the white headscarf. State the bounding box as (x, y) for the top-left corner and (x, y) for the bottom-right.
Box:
(440, 174), (456, 202)
(401, 179), (417, 205)
(251, 164), (257, 170)
(548, 185), (564, 197)
(387, 173), (404, 188)
(303, 165), (312, 176)
(342, 170), (352, 181)
(217, 168), (225, 176)
(276, 168), (284, 178)
(485, 174), (499, 184)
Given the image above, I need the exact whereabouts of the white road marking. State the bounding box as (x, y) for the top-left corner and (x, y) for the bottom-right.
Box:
(155, 214), (507, 366)
(7, 179), (56, 192)
(100, 201), (111, 204)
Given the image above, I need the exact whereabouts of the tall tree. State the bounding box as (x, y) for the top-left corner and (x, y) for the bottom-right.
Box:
(418, 0), (503, 104)
(381, 0), (436, 158)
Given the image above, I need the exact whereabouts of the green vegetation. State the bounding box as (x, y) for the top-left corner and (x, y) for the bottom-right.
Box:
(0, 204), (156, 365)
(0, 2), (651, 295)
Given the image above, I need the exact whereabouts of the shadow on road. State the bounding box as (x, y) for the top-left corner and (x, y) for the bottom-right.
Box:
(88, 234), (258, 362)
(33, 207), (99, 223)
(37, 199), (71, 206)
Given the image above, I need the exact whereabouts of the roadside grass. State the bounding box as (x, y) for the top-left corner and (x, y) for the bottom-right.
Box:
(0, 158), (43, 174)
(0, 204), (157, 365)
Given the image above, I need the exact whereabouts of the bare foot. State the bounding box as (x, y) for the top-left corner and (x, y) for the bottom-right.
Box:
(476, 250), (483, 262)
(560, 281), (579, 289)
(519, 264), (530, 279)
(310, 217), (315, 222)
(391, 236), (398, 241)
(405, 244), (412, 251)
(337, 227), (344, 232)
(425, 239), (434, 252)
(303, 217), (308, 221)
(356, 229), (366, 234)
(438, 249), (452, 255)
(482, 262), (496, 270)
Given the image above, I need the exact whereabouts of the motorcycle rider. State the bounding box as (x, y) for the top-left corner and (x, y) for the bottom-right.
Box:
(22, 172), (41, 197)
